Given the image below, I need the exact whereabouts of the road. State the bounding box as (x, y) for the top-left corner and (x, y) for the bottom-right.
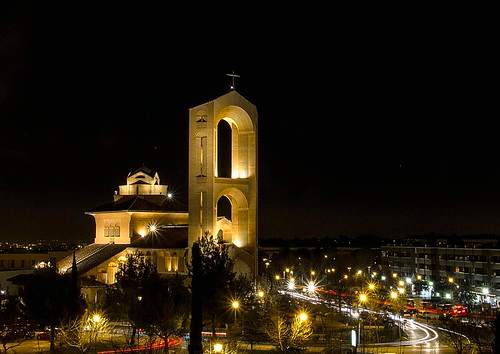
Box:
(282, 290), (458, 353)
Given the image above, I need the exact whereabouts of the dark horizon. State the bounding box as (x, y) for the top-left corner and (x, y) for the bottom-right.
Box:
(2, 3), (499, 242)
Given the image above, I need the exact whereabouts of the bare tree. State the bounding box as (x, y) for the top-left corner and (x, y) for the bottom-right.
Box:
(438, 320), (473, 354)
(59, 310), (112, 353)
(265, 312), (312, 352)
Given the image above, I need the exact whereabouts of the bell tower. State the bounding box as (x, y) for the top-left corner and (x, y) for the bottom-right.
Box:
(188, 90), (258, 275)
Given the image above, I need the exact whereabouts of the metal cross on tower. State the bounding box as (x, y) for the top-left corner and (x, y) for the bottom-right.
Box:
(226, 71), (240, 90)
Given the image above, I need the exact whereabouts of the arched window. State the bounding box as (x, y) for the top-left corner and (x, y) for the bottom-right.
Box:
(217, 120), (232, 178)
(217, 195), (232, 221)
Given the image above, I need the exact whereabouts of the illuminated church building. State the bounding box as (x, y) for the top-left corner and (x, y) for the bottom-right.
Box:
(57, 90), (258, 287)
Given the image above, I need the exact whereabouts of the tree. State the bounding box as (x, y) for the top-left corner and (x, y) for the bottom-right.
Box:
(23, 266), (85, 351)
(189, 241), (203, 354)
(265, 311), (312, 352)
(262, 289), (312, 352)
(238, 283), (267, 351)
(59, 310), (112, 353)
(0, 296), (28, 353)
(108, 252), (190, 351)
(438, 319), (473, 354)
(493, 312), (500, 354)
(147, 276), (190, 352)
(456, 277), (476, 309)
(197, 233), (237, 336)
(105, 252), (152, 345)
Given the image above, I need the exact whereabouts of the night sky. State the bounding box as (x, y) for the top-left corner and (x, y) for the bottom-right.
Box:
(1, 3), (499, 242)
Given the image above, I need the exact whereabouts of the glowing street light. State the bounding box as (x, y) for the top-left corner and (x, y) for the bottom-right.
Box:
(398, 280), (405, 287)
(416, 275), (422, 280)
(92, 313), (102, 323)
(275, 274), (281, 280)
(445, 293), (451, 299)
(231, 300), (240, 324)
(397, 287), (405, 294)
(356, 270), (362, 276)
(310, 270), (316, 276)
(390, 291), (398, 299)
(448, 277), (454, 284)
(381, 275), (387, 281)
(213, 343), (223, 353)
(359, 293), (368, 303)
(392, 273), (398, 278)
(306, 280), (318, 295)
(343, 274), (348, 279)
(167, 192), (173, 199)
(405, 277), (412, 285)
(368, 283), (376, 291)
(298, 311), (309, 322)
(257, 290), (265, 298)
(287, 278), (296, 290)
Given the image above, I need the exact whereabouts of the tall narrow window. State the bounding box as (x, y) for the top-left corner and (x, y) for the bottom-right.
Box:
(217, 120), (232, 178)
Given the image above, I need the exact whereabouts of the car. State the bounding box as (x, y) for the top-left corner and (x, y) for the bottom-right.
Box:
(450, 304), (468, 317)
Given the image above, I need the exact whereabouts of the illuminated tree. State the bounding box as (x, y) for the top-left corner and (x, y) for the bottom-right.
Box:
(59, 310), (112, 353)
(265, 312), (312, 352)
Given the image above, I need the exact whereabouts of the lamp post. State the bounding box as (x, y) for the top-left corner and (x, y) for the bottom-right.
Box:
(231, 300), (240, 325)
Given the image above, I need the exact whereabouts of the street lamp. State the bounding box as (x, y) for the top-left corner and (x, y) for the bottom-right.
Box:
(359, 293), (368, 304)
(213, 343), (223, 353)
(306, 280), (317, 295)
(231, 300), (240, 324)
(92, 313), (102, 323)
(368, 283), (376, 291)
(448, 277), (454, 284)
(298, 311), (308, 322)
(390, 291), (398, 299)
